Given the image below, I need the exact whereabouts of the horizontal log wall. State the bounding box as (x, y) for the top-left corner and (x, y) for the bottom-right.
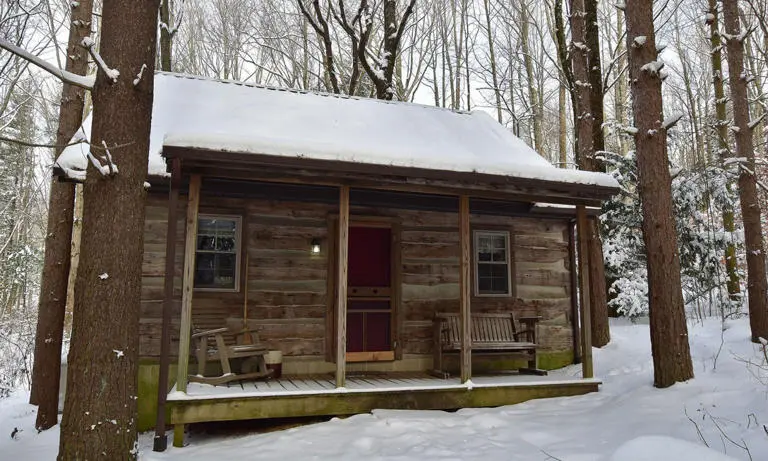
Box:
(140, 192), (573, 366)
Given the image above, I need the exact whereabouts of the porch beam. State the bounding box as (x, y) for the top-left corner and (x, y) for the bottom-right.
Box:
(153, 158), (181, 452)
(335, 185), (350, 388)
(459, 195), (472, 383)
(576, 205), (593, 378)
(175, 174), (202, 393)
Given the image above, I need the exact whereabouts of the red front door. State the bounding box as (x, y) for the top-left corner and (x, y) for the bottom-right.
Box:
(346, 226), (392, 353)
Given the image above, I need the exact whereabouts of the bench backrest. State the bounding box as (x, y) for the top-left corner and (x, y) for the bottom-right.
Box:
(435, 312), (519, 345)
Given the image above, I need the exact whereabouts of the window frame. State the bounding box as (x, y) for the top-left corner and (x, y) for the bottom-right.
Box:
(194, 214), (243, 293)
(473, 230), (513, 297)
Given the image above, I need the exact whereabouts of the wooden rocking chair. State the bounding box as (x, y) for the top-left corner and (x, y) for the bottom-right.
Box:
(188, 327), (273, 385)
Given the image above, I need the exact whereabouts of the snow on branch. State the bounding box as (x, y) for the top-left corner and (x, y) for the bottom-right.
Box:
(614, 2), (626, 11)
(87, 141), (119, 176)
(640, 61), (665, 76)
(748, 113), (765, 131)
(81, 37), (119, 83)
(662, 113), (684, 130)
(0, 37), (95, 90)
(133, 64), (148, 86)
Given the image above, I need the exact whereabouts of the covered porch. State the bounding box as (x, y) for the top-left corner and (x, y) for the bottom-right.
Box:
(153, 147), (606, 447)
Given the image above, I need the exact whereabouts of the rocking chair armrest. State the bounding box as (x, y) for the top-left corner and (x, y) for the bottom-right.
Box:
(191, 327), (229, 339)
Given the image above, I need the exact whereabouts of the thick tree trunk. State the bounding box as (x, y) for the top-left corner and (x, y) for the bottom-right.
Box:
(569, 0), (610, 348)
(29, 0), (92, 430)
(706, 0), (740, 299)
(626, 0), (693, 388)
(722, 0), (768, 343)
(58, 1), (159, 458)
(584, 0), (610, 348)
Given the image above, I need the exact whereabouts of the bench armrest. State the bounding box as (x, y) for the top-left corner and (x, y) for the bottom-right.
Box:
(191, 327), (229, 339)
(519, 316), (542, 324)
(516, 317), (541, 344)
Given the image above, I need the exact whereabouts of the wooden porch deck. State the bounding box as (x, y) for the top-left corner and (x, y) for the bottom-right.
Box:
(167, 373), (600, 446)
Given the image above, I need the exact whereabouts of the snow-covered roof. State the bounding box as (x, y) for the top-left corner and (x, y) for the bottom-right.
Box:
(57, 72), (618, 191)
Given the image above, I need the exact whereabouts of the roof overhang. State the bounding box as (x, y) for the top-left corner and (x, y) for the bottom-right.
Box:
(162, 146), (619, 208)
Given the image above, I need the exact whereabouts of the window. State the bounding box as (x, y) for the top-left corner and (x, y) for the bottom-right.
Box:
(474, 231), (511, 296)
(195, 215), (241, 291)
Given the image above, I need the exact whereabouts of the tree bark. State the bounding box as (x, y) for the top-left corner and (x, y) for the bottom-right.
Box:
(614, 8), (628, 156)
(722, 0), (768, 342)
(626, 0), (693, 388)
(707, 0), (740, 300)
(584, 0), (610, 348)
(160, 0), (172, 72)
(58, 0), (159, 458)
(569, 0), (610, 348)
(29, 0), (92, 430)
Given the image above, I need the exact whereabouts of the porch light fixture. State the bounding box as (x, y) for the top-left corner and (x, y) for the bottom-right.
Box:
(311, 238), (321, 255)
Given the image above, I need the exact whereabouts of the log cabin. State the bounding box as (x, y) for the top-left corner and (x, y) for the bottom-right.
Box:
(57, 73), (619, 449)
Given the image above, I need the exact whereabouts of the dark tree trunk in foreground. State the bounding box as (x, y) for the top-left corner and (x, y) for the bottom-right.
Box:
(569, 0), (610, 348)
(58, 1), (159, 458)
(29, 0), (92, 430)
(625, 0), (693, 388)
(584, 0), (610, 348)
(722, 0), (768, 342)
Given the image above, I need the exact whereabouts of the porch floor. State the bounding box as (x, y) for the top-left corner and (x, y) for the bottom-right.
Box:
(168, 372), (600, 446)
(168, 372), (600, 401)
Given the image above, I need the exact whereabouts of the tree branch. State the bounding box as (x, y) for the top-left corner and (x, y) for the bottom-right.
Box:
(0, 37), (94, 90)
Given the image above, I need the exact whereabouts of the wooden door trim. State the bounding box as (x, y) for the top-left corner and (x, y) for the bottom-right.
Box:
(327, 215), (402, 362)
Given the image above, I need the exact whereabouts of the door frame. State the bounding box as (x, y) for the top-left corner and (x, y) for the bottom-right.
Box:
(326, 215), (402, 363)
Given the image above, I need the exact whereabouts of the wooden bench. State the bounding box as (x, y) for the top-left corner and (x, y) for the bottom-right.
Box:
(433, 312), (546, 376)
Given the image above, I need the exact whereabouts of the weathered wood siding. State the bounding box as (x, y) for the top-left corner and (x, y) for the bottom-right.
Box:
(140, 192), (573, 366)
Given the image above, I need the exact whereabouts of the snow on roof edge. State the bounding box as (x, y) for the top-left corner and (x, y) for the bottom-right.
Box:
(55, 72), (620, 193)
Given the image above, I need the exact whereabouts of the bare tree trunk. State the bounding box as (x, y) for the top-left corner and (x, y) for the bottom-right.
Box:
(706, 0), (740, 300)
(483, 0), (502, 123)
(584, 0), (610, 348)
(626, 0), (693, 388)
(29, 0), (92, 430)
(559, 82), (567, 166)
(520, 0), (543, 154)
(58, 0), (160, 457)
(722, 0), (768, 343)
(614, 8), (628, 155)
(160, 0), (172, 72)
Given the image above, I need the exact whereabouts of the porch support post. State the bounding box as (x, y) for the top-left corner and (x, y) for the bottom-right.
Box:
(576, 205), (593, 378)
(459, 195), (472, 383)
(568, 220), (582, 364)
(173, 174), (201, 447)
(335, 185), (350, 388)
(153, 158), (181, 452)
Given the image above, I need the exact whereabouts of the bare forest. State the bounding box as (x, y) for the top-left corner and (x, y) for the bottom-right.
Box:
(0, 0), (767, 457)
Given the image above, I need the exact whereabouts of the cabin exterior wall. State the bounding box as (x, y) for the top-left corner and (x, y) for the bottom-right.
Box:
(139, 191), (575, 373)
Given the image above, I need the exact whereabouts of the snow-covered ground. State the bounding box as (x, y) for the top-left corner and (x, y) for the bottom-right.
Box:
(2, 318), (767, 460)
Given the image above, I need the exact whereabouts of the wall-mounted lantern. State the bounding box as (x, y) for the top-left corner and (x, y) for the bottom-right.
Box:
(311, 238), (321, 255)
